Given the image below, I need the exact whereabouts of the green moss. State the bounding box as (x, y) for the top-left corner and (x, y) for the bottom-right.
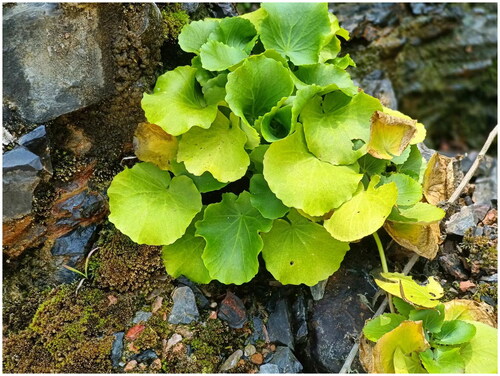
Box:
(462, 231), (498, 274)
(161, 4), (190, 41)
(94, 226), (172, 294)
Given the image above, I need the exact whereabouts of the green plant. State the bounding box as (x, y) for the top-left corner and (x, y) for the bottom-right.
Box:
(360, 273), (498, 373)
(62, 247), (99, 295)
(108, 3), (445, 286)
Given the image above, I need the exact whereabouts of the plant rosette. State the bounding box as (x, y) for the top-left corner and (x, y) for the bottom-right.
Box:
(108, 3), (445, 286)
(359, 273), (498, 374)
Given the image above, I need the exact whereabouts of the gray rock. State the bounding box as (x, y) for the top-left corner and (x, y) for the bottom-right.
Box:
(177, 275), (210, 308)
(111, 332), (124, 368)
(3, 170), (40, 220)
(417, 143), (437, 162)
(3, 128), (16, 145)
(267, 299), (294, 350)
(3, 3), (114, 123)
(168, 286), (199, 324)
(310, 279), (328, 301)
(132, 311), (153, 324)
(248, 316), (266, 345)
(220, 349), (243, 371)
(480, 273), (498, 282)
(473, 177), (497, 205)
(259, 364), (280, 374)
(446, 204), (490, 235)
(3, 146), (43, 172)
(357, 70), (398, 109)
(267, 346), (303, 373)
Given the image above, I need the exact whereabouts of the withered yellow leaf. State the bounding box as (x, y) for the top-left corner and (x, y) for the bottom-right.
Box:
(382, 107), (426, 145)
(373, 320), (429, 373)
(422, 152), (456, 205)
(133, 122), (178, 171)
(367, 111), (417, 160)
(444, 299), (497, 328)
(384, 220), (441, 259)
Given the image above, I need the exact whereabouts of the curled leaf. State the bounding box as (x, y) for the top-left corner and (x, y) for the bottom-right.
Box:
(383, 107), (426, 145)
(374, 272), (444, 308)
(367, 111), (417, 160)
(133, 122), (178, 171)
(422, 152), (457, 205)
(443, 299), (497, 328)
(373, 320), (429, 373)
(384, 221), (441, 259)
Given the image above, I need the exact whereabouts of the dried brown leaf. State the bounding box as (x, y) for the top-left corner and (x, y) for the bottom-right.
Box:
(384, 221), (441, 260)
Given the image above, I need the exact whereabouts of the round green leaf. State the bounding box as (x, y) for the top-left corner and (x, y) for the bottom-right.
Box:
(178, 19), (219, 53)
(249, 174), (289, 220)
(141, 66), (218, 136)
(363, 313), (406, 342)
(260, 3), (331, 65)
(381, 173), (422, 206)
(162, 213), (212, 284)
(177, 111), (249, 183)
(324, 176), (397, 242)
(388, 202), (446, 224)
(409, 304), (445, 333)
(460, 320), (498, 373)
(301, 91), (382, 165)
(196, 192), (273, 285)
(108, 162), (202, 246)
(398, 145), (427, 182)
(262, 210), (349, 286)
(226, 55), (294, 127)
(263, 125), (363, 216)
(420, 347), (465, 374)
(200, 40), (248, 71)
(433, 320), (477, 345)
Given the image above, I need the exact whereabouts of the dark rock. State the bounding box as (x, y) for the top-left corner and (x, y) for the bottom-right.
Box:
(218, 291), (247, 329)
(310, 279), (328, 301)
(111, 332), (124, 368)
(292, 293), (308, 345)
(3, 3), (115, 123)
(446, 204), (490, 236)
(3, 146), (43, 172)
(267, 346), (303, 374)
(460, 152), (496, 177)
(267, 298), (294, 350)
(330, 3), (398, 35)
(248, 316), (266, 345)
(220, 349), (243, 371)
(410, 3), (447, 15)
(208, 3), (238, 18)
(308, 268), (377, 373)
(439, 253), (469, 280)
(168, 286), (199, 324)
(132, 311), (153, 324)
(259, 364), (280, 374)
(18, 125), (52, 174)
(177, 276), (210, 309)
(133, 349), (158, 364)
(51, 225), (97, 256)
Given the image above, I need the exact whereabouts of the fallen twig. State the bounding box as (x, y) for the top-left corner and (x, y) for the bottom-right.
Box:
(339, 125), (498, 373)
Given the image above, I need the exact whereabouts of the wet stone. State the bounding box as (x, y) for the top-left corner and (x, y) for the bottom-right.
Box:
(3, 146), (43, 172)
(439, 253), (469, 280)
(132, 311), (152, 324)
(248, 316), (266, 345)
(3, 170), (40, 220)
(220, 349), (243, 372)
(18, 125), (52, 174)
(168, 286), (199, 324)
(51, 224), (97, 256)
(267, 298), (294, 350)
(259, 363), (280, 373)
(177, 276), (210, 309)
(267, 346), (303, 374)
(218, 291), (247, 329)
(111, 332), (124, 368)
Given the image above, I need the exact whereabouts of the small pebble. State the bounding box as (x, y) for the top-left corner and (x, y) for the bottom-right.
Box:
(108, 295), (118, 306)
(164, 333), (183, 353)
(126, 324), (145, 340)
(251, 353), (264, 365)
(124, 360), (137, 372)
(132, 311), (152, 324)
(459, 281), (476, 292)
(139, 363), (147, 370)
(152, 296), (163, 313)
(244, 344), (257, 357)
(151, 358), (162, 370)
(220, 350), (243, 371)
(210, 302), (217, 308)
(209, 310), (218, 320)
(259, 363), (280, 373)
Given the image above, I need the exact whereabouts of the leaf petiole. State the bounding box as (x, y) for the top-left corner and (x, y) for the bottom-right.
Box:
(373, 231), (395, 313)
